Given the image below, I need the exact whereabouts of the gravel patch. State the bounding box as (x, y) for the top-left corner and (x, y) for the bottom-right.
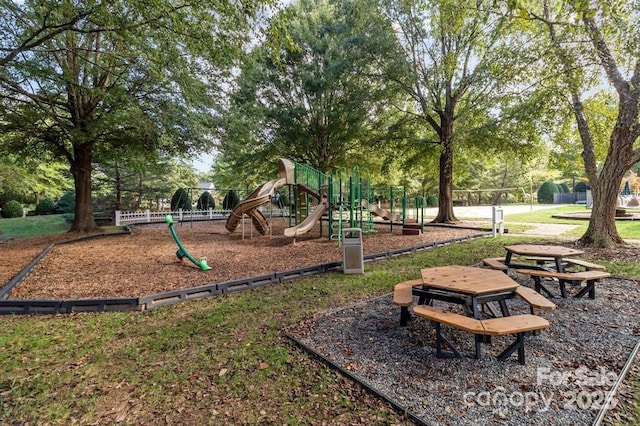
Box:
(287, 272), (640, 425)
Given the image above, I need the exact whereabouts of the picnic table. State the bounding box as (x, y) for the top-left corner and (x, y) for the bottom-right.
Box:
(418, 265), (520, 319)
(504, 244), (610, 299)
(406, 265), (552, 364)
(503, 244), (584, 273)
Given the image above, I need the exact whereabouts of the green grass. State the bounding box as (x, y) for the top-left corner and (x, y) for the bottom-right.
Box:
(504, 205), (640, 239)
(1, 235), (639, 423)
(561, 220), (640, 239)
(0, 214), (68, 239)
(504, 205), (589, 223)
(0, 216), (127, 239)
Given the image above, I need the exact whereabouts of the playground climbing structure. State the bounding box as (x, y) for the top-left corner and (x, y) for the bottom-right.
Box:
(225, 159), (295, 235)
(224, 158), (428, 242)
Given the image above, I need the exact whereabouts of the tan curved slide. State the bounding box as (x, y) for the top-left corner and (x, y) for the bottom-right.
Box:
(361, 200), (400, 222)
(284, 205), (327, 238)
(225, 178), (286, 234)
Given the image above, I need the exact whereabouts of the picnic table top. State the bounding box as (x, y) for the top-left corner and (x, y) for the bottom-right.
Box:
(420, 265), (519, 295)
(503, 244), (584, 258)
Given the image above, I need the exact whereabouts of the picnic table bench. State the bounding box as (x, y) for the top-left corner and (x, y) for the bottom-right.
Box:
(413, 305), (550, 364)
(514, 286), (556, 314)
(482, 257), (508, 272)
(393, 266), (522, 326)
(516, 269), (611, 299)
(524, 256), (606, 271)
(504, 244), (584, 273)
(393, 266), (556, 324)
(392, 279), (424, 326)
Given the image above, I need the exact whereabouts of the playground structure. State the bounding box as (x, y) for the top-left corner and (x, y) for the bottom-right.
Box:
(224, 158), (429, 242)
(225, 158), (294, 235)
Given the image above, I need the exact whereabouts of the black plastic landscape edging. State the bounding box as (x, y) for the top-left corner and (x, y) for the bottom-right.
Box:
(0, 231), (489, 315)
(0, 243), (55, 300)
(285, 332), (430, 426)
(0, 227), (133, 302)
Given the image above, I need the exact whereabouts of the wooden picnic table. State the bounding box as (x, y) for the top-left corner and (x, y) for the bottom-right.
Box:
(419, 265), (520, 319)
(503, 244), (584, 273)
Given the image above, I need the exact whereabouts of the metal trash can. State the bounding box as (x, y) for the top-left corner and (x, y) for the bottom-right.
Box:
(342, 228), (364, 274)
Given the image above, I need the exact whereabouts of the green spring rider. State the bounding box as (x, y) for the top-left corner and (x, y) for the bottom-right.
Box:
(166, 215), (211, 271)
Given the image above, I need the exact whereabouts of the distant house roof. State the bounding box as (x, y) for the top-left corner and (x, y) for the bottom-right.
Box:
(198, 182), (215, 191)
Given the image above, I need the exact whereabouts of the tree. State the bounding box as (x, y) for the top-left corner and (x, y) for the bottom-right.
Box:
(0, 0), (270, 233)
(519, 1), (640, 246)
(221, 0), (403, 175)
(170, 188), (192, 211)
(0, 0), (91, 67)
(197, 191), (216, 210)
(93, 155), (198, 212)
(223, 190), (240, 210)
(549, 93), (616, 181)
(351, 0), (546, 223)
(0, 151), (70, 207)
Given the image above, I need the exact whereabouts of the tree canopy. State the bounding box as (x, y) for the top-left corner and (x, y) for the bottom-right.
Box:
(347, 0), (549, 222)
(219, 0), (406, 178)
(513, 0), (640, 246)
(0, 0), (271, 232)
(2, 0), (637, 249)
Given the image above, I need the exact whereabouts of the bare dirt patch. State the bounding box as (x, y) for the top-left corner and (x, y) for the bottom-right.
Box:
(1, 218), (483, 300)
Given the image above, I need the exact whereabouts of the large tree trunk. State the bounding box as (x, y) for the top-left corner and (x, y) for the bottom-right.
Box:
(114, 161), (122, 211)
(433, 136), (458, 223)
(578, 128), (635, 247)
(578, 172), (624, 247)
(432, 104), (458, 223)
(575, 16), (640, 247)
(69, 143), (100, 233)
(541, 6), (640, 247)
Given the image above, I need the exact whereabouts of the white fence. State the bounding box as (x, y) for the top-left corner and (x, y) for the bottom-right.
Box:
(115, 208), (231, 226)
(114, 207), (290, 226)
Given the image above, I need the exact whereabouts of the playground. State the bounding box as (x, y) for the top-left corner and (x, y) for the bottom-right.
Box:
(2, 218), (482, 301)
(3, 157), (489, 302)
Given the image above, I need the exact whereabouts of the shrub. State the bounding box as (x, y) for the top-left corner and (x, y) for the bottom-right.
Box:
(56, 191), (76, 214)
(170, 188), (192, 211)
(537, 180), (557, 204)
(426, 194), (438, 207)
(277, 191), (289, 209)
(223, 190), (240, 210)
(271, 190), (289, 209)
(35, 198), (57, 215)
(575, 181), (589, 193)
(559, 183), (570, 193)
(197, 192), (216, 210)
(1, 200), (24, 218)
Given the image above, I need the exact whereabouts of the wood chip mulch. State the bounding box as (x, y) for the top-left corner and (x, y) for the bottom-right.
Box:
(1, 218), (482, 300)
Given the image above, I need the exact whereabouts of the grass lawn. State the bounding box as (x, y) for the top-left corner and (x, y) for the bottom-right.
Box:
(504, 205), (589, 223)
(1, 234), (639, 423)
(0, 214), (68, 239)
(505, 205), (640, 239)
(0, 215), (126, 239)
